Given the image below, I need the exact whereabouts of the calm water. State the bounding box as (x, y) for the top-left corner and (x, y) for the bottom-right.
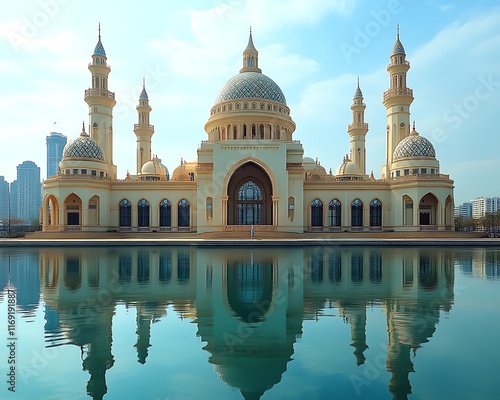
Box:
(0, 245), (499, 400)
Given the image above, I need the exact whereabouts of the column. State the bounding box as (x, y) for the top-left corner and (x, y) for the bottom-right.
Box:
(221, 196), (228, 226)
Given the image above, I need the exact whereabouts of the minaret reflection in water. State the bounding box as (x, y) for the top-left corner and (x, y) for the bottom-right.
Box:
(39, 246), (455, 400)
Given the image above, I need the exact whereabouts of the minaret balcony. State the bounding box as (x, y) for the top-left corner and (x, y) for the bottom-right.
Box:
(383, 87), (413, 101)
(85, 88), (115, 100)
(348, 122), (369, 130)
(134, 124), (154, 130)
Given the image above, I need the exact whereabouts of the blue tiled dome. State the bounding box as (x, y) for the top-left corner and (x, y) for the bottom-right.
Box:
(214, 72), (286, 105)
(393, 134), (435, 160)
(63, 136), (104, 160)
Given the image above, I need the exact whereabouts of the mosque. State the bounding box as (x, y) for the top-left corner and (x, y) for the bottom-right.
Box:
(41, 28), (454, 233)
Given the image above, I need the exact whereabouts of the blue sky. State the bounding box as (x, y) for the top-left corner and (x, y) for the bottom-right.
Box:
(1, 0), (499, 205)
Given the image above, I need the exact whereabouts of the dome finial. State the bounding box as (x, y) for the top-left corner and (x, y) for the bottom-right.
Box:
(81, 121), (88, 136)
(240, 28), (261, 73)
(397, 23), (399, 40)
(98, 22), (101, 41)
(392, 24), (405, 55)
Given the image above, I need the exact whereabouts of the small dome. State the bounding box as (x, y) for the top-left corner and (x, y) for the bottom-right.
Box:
(335, 156), (360, 176)
(63, 126), (104, 160)
(214, 71), (286, 106)
(393, 127), (435, 160)
(392, 38), (405, 55)
(141, 156), (169, 179)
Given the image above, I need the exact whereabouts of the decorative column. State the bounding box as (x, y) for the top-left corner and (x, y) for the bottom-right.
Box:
(221, 196), (228, 227)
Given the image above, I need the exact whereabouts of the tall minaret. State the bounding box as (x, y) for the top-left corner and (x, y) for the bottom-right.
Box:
(84, 24), (117, 178)
(382, 25), (413, 179)
(240, 27), (262, 73)
(134, 78), (154, 174)
(348, 78), (368, 177)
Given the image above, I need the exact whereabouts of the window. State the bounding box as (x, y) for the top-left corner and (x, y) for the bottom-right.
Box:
(73, 169), (78, 174)
(138, 199), (150, 227)
(100, 171), (104, 178)
(421, 168), (427, 174)
(431, 168), (435, 174)
(178, 199), (190, 227)
(369, 199), (382, 227)
(412, 168), (419, 174)
(396, 170), (400, 177)
(404, 169), (409, 176)
(159, 199), (171, 227)
(311, 199), (323, 227)
(329, 199), (341, 227)
(119, 199), (131, 226)
(91, 170), (96, 176)
(351, 199), (363, 227)
(66, 169), (70, 174)
(81, 169), (87, 175)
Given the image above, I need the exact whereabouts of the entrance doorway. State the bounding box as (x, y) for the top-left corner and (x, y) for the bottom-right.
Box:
(227, 162), (273, 225)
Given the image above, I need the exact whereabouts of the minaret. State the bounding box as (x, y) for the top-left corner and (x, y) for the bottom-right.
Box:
(134, 78), (154, 174)
(240, 27), (262, 73)
(348, 77), (368, 177)
(382, 25), (413, 179)
(84, 24), (117, 178)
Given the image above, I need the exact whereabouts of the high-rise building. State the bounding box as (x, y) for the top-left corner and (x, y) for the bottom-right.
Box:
(454, 202), (472, 219)
(46, 132), (67, 178)
(12, 161), (41, 223)
(0, 176), (9, 222)
(469, 197), (500, 219)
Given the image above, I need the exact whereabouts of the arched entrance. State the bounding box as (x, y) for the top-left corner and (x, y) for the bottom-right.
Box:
(419, 193), (438, 227)
(64, 193), (82, 228)
(227, 162), (273, 225)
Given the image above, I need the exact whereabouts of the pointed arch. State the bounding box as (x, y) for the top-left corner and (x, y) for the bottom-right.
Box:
(419, 193), (439, 228)
(369, 199), (382, 227)
(138, 199), (150, 227)
(329, 199), (341, 227)
(88, 195), (100, 226)
(64, 193), (82, 228)
(351, 199), (363, 227)
(119, 199), (132, 227)
(159, 199), (172, 227)
(402, 194), (414, 226)
(311, 199), (323, 227)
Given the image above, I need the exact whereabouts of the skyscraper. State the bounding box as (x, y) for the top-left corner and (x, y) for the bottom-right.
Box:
(46, 132), (67, 178)
(0, 176), (9, 222)
(11, 161), (41, 223)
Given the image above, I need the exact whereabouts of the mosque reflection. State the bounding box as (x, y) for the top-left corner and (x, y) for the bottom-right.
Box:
(34, 246), (496, 399)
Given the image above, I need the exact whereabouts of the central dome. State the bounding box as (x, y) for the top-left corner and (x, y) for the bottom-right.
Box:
(214, 71), (287, 106)
(393, 133), (435, 160)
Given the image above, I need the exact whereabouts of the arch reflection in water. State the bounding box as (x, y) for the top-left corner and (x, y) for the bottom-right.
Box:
(36, 246), (460, 400)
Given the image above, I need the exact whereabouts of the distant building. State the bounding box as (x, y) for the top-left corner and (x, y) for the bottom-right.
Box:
(470, 197), (500, 219)
(46, 132), (67, 178)
(454, 202), (472, 219)
(11, 161), (41, 223)
(0, 176), (9, 221)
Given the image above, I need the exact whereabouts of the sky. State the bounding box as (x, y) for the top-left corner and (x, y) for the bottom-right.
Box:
(1, 0), (499, 205)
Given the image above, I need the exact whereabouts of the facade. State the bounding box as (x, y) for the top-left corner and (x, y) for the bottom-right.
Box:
(42, 29), (454, 233)
(470, 197), (500, 219)
(0, 176), (9, 222)
(12, 161), (41, 223)
(454, 202), (472, 219)
(46, 132), (68, 178)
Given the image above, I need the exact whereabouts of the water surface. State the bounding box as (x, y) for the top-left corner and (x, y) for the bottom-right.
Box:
(0, 246), (499, 400)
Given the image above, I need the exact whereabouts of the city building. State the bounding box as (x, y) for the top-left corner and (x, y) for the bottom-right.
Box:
(0, 176), (9, 222)
(41, 29), (454, 233)
(46, 132), (68, 179)
(470, 197), (500, 219)
(11, 161), (41, 223)
(454, 202), (472, 219)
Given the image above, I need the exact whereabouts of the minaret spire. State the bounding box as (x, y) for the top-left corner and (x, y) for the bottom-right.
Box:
(134, 78), (154, 174)
(85, 23), (116, 177)
(240, 27), (261, 73)
(348, 78), (368, 176)
(382, 25), (413, 179)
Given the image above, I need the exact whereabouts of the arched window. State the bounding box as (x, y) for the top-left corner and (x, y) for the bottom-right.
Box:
(159, 199), (171, 227)
(351, 199), (363, 227)
(311, 199), (323, 227)
(138, 199), (150, 227)
(370, 199), (382, 227)
(329, 199), (341, 227)
(119, 199), (131, 227)
(237, 181), (263, 225)
(178, 199), (190, 227)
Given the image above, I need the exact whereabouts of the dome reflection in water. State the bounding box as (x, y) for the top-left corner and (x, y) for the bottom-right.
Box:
(1, 246), (499, 400)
